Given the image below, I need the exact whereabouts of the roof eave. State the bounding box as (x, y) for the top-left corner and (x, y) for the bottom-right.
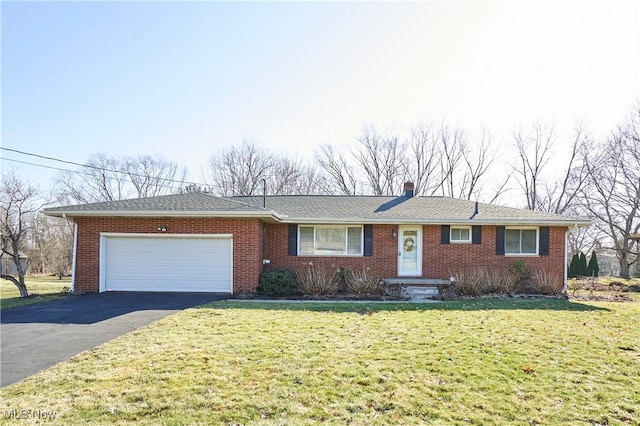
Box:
(43, 210), (592, 227)
(43, 209), (283, 221)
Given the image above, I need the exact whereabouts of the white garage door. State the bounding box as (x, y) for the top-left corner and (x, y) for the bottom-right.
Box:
(102, 234), (232, 293)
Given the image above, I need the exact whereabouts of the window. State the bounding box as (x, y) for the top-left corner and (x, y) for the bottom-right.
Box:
(298, 225), (363, 256)
(505, 228), (538, 255)
(450, 226), (471, 243)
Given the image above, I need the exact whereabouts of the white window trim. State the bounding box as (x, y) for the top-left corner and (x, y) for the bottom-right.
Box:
(504, 226), (539, 257)
(298, 225), (364, 257)
(450, 225), (472, 244)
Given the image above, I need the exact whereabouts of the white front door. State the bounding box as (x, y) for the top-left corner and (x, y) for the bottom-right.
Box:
(398, 226), (422, 276)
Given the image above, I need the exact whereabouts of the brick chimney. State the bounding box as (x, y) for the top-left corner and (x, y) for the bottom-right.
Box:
(403, 181), (415, 197)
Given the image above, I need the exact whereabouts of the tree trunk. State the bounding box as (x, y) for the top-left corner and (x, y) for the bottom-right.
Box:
(615, 246), (632, 279)
(1, 274), (29, 298)
(619, 256), (631, 280)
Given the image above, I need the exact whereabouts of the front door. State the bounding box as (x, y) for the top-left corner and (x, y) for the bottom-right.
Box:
(398, 226), (422, 276)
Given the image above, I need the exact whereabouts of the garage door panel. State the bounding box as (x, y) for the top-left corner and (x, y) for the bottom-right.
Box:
(103, 235), (232, 293)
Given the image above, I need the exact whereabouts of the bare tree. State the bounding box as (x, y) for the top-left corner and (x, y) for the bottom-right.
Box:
(541, 124), (591, 214)
(28, 214), (74, 279)
(270, 158), (326, 195)
(1, 172), (47, 297)
(581, 108), (640, 279)
(56, 153), (129, 203)
(124, 155), (186, 198)
(458, 127), (505, 201)
(353, 125), (406, 196)
(204, 140), (326, 196)
(315, 144), (359, 195)
(435, 123), (466, 198)
(317, 120), (507, 200)
(567, 222), (600, 260)
(56, 153), (184, 203)
(180, 183), (212, 194)
(512, 122), (555, 210)
(510, 122), (591, 215)
(204, 141), (273, 196)
(405, 122), (440, 196)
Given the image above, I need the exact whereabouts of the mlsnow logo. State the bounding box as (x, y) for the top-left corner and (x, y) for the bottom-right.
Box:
(3, 408), (57, 421)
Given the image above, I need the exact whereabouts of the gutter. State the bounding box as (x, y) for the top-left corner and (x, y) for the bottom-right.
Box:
(277, 217), (593, 227)
(44, 209), (284, 221)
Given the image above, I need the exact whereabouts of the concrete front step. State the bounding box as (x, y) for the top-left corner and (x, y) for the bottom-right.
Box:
(383, 278), (450, 299)
(401, 286), (440, 299)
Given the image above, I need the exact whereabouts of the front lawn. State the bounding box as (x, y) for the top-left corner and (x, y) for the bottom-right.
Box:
(1, 298), (638, 424)
(0, 275), (71, 310)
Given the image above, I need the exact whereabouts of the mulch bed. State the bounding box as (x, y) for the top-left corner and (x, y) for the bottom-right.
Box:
(569, 293), (635, 302)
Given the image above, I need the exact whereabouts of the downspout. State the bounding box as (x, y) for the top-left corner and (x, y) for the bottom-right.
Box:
(261, 179), (270, 272)
(64, 213), (78, 294)
(262, 222), (268, 271)
(562, 224), (576, 294)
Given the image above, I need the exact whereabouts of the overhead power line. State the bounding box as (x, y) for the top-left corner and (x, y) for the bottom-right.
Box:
(0, 147), (207, 189)
(1, 157), (89, 174)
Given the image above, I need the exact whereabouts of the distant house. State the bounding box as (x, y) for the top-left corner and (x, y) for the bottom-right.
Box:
(0, 253), (29, 276)
(44, 182), (590, 294)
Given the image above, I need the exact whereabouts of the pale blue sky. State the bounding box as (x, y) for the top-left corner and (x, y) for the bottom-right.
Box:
(2, 1), (639, 188)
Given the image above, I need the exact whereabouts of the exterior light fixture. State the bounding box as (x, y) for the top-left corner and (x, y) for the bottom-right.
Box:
(157, 225), (168, 232)
(392, 229), (397, 238)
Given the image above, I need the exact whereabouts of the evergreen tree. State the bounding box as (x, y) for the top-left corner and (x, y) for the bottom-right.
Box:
(578, 251), (588, 276)
(568, 253), (580, 279)
(587, 250), (600, 277)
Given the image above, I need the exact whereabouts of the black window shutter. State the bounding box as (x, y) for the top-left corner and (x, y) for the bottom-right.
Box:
(441, 225), (451, 244)
(287, 224), (298, 256)
(496, 226), (505, 255)
(539, 227), (550, 255)
(363, 224), (373, 257)
(472, 225), (482, 245)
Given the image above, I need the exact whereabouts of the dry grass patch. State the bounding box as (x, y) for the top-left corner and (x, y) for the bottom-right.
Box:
(1, 299), (639, 425)
(0, 275), (71, 310)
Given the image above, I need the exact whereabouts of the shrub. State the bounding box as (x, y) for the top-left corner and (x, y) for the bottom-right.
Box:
(257, 269), (298, 297)
(530, 269), (563, 295)
(450, 267), (518, 296)
(296, 263), (341, 295)
(450, 268), (485, 296)
(482, 267), (518, 294)
(568, 253), (580, 279)
(587, 250), (600, 277)
(345, 267), (384, 295)
(508, 260), (533, 291)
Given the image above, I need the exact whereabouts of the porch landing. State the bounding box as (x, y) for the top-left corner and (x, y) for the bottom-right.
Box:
(383, 278), (450, 286)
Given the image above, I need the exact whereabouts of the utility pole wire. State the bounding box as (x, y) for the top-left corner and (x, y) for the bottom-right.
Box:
(0, 147), (205, 188)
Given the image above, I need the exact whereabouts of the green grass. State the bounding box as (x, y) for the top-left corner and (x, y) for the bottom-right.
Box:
(0, 275), (71, 310)
(1, 298), (638, 425)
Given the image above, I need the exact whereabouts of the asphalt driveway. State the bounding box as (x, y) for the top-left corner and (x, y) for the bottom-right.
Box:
(0, 292), (228, 387)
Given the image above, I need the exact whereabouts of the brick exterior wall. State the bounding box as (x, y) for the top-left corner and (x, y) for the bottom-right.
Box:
(72, 218), (567, 294)
(72, 217), (263, 294)
(264, 223), (400, 277)
(264, 223), (568, 284)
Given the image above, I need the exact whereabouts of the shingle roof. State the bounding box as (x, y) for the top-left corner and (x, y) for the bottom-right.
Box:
(44, 192), (277, 218)
(229, 195), (590, 225)
(44, 192), (591, 226)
